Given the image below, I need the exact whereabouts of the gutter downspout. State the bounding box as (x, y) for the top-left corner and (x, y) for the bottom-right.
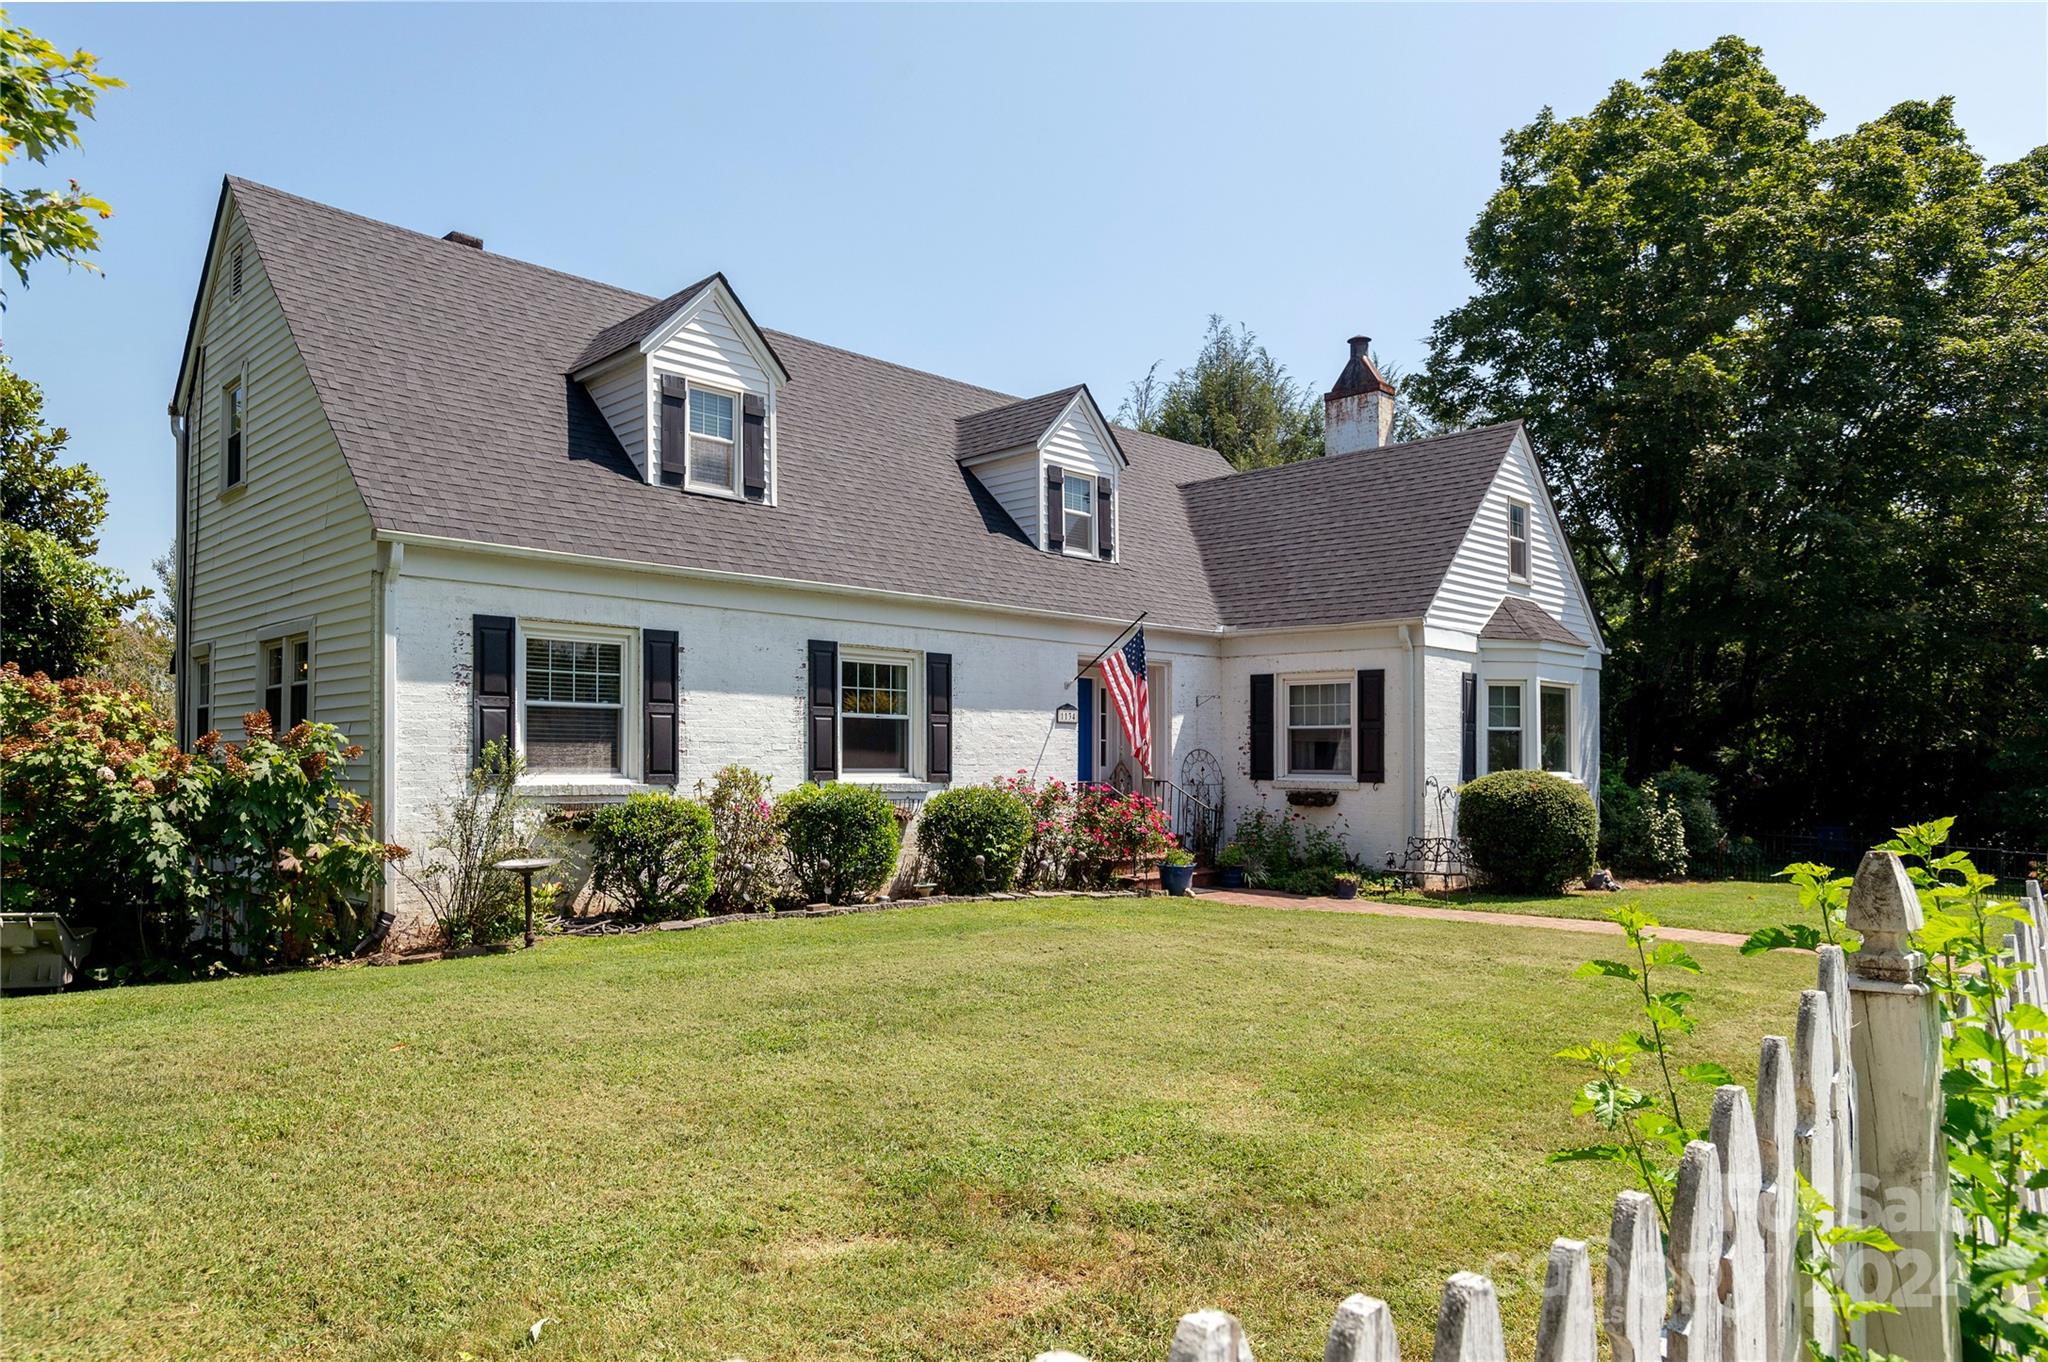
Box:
(168, 408), (187, 738)
(1400, 624), (1421, 847)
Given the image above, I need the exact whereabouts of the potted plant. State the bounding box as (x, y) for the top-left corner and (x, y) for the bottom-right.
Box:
(1331, 871), (1362, 901)
(1159, 847), (1196, 897)
(1215, 844), (1248, 889)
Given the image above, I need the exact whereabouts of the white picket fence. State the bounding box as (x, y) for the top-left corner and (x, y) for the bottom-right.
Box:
(1030, 851), (1968, 1362)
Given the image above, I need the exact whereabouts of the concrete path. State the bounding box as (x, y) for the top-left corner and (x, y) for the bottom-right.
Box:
(1198, 887), (1751, 949)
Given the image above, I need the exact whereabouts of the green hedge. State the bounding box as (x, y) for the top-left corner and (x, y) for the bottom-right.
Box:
(917, 785), (1031, 893)
(588, 793), (716, 920)
(777, 782), (900, 905)
(1457, 770), (1598, 894)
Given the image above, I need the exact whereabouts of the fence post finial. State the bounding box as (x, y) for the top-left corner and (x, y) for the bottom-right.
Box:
(1430, 1272), (1506, 1362)
(1169, 1310), (1254, 1362)
(1533, 1239), (1596, 1362)
(1843, 852), (1959, 1362)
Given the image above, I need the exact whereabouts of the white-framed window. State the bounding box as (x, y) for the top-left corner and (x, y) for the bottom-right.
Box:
(1487, 683), (1523, 772)
(191, 649), (213, 737)
(686, 384), (739, 496)
(222, 375), (246, 488)
(262, 634), (310, 730)
(1285, 677), (1352, 777)
(840, 652), (914, 776)
(1508, 500), (1530, 580)
(1540, 684), (1571, 774)
(1061, 471), (1095, 557)
(522, 631), (627, 775)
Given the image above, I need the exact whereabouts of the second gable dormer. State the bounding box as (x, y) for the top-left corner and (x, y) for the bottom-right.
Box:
(571, 274), (790, 503)
(956, 385), (1126, 561)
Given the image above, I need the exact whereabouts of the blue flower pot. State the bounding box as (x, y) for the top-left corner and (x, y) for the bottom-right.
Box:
(1217, 866), (1246, 889)
(1160, 862), (1195, 897)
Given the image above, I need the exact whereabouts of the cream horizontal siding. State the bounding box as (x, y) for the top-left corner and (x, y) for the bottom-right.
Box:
(973, 449), (1041, 546)
(184, 195), (380, 794)
(585, 358), (649, 477)
(646, 296), (775, 492)
(1425, 431), (1595, 644)
(1041, 403), (1119, 481)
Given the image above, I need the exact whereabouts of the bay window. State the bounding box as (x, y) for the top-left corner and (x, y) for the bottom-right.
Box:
(1487, 683), (1523, 772)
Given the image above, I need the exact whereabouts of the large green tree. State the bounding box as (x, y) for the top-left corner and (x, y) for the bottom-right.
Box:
(1122, 316), (1324, 470)
(1, 357), (143, 677)
(0, 10), (121, 296)
(1412, 37), (2048, 841)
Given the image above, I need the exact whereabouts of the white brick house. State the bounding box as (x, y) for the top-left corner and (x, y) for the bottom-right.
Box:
(169, 179), (1603, 924)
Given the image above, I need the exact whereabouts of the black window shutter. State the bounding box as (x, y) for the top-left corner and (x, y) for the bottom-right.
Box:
(658, 375), (688, 487)
(1097, 480), (1113, 559)
(926, 652), (953, 783)
(807, 639), (838, 783)
(742, 394), (767, 500)
(474, 615), (516, 763)
(1045, 466), (1065, 553)
(1248, 673), (1275, 781)
(644, 629), (679, 786)
(1355, 668), (1386, 784)
(1460, 672), (1478, 783)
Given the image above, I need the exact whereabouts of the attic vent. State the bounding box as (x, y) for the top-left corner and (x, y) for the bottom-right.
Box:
(230, 246), (243, 296)
(442, 231), (483, 250)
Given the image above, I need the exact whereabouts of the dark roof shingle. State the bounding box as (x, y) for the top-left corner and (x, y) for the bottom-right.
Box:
(1479, 595), (1589, 646)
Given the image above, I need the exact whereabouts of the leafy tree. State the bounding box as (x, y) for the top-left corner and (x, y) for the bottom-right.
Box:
(1411, 37), (2048, 841)
(1, 11), (121, 295)
(1, 356), (141, 676)
(93, 547), (175, 714)
(1121, 316), (1324, 469)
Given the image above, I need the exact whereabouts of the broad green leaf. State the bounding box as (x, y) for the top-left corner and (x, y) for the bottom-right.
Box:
(1679, 1062), (1733, 1087)
(1575, 959), (1639, 981)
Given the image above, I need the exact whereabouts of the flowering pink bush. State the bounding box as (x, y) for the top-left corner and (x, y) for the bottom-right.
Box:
(1069, 783), (1172, 887)
(993, 770), (1075, 889)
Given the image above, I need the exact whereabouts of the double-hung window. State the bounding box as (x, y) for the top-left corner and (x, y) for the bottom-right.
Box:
(1508, 501), (1530, 580)
(523, 635), (625, 774)
(687, 386), (738, 495)
(223, 378), (245, 488)
(1487, 683), (1523, 772)
(840, 656), (912, 775)
(1540, 685), (1571, 774)
(263, 635), (310, 730)
(1286, 679), (1352, 776)
(191, 652), (213, 737)
(1061, 473), (1095, 557)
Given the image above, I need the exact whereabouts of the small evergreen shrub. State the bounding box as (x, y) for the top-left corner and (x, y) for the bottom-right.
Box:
(1457, 770), (1598, 893)
(699, 764), (785, 912)
(776, 782), (900, 904)
(917, 785), (1031, 893)
(587, 792), (716, 920)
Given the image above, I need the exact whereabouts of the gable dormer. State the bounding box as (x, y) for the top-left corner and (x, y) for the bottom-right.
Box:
(957, 385), (1126, 561)
(570, 274), (790, 502)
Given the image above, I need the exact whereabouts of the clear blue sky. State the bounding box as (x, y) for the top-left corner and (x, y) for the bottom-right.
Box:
(12, 2), (2045, 586)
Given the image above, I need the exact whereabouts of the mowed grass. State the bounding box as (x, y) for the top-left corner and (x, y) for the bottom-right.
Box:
(1433, 880), (1803, 938)
(2, 896), (1813, 1361)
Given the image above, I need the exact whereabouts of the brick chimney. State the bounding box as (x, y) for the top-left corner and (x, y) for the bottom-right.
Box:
(1324, 335), (1396, 455)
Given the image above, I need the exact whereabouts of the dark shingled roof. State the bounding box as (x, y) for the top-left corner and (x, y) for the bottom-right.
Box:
(956, 386), (1083, 461)
(1182, 424), (1524, 629)
(1480, 595), (1589, 647)
(567, 275), (717, 373)
(219, 177), (1528, 636)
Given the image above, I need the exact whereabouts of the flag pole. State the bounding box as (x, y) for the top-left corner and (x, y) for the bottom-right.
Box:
(1070, 611), (1148, 689)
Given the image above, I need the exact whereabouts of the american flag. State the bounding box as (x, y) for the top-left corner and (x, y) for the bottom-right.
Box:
(1100, 627), (1150, 778)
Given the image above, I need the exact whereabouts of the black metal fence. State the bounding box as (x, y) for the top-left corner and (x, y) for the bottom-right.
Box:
(1690, 831), (2044, 890)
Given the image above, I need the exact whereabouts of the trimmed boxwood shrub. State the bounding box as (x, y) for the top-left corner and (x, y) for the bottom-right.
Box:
(1457, 769), (1598, 894)
(776, 782), (900, 905)
(587, 792), (716, 920)
(917, 785), (1031, 893)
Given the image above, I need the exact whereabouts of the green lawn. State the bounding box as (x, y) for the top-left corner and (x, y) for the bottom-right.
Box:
(1419, 880), (1803, 938)
(3, 895), (1813, 1361)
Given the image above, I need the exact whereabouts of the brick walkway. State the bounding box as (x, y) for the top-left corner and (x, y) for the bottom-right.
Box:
(1197, 887), (1750, 949)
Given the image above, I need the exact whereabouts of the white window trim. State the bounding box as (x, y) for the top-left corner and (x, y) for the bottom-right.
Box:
(260, 631), (313, 731)
(220, 362), (249, 492)
(1058, 468), (1098, 558)
(1507, 499), (1531, 583)
(189, 644), (213, 739)
(1538, 680), (1577, 779)
(1484, 680), (1525, 775)
(515, 619), (640, 783)
(837, 647), (920, 781)
(1279, 672), (1355, 782)
(684, 381), (743, 500)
